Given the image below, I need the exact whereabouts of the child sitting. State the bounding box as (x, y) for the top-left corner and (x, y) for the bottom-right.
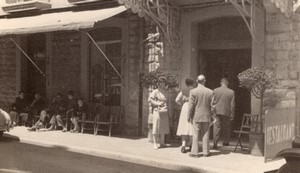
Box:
(71, 98), (87, 133)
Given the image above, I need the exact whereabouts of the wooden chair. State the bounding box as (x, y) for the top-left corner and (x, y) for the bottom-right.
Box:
(80, 104), (96, 134)
(94, 105), (110, 135)
(94, 105), (124, 137)
(233, 113), (258, 152)
(108, 105), (124, 137)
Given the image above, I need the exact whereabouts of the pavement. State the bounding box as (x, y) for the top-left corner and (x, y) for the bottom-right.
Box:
(3, 127), (285, 173)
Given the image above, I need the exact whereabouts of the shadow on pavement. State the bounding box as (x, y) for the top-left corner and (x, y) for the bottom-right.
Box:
(0, 135), (199, 173)
(1, 133), (20, 142)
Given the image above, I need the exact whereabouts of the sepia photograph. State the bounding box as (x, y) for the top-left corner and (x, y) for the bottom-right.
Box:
(0, 0), (299, 173)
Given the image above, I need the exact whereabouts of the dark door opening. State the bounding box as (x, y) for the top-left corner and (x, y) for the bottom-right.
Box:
(200, 49), (251, 131)
(26, 33), (47, 98)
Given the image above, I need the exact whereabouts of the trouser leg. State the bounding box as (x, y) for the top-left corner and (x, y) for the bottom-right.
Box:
(56, 115), (65, 127)
(201, 122), (210, 155)
(221, 115), (231, 144)
(191, 122), (200, 155)
(73, 117), (79, 130)
(213, 115), (221, 145)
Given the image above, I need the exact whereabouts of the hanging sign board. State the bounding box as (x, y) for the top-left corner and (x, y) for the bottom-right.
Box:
(265, 108), (296, 162)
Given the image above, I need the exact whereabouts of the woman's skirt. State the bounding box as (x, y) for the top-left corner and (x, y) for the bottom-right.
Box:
(176, 102), (193, 136)
(152, 109), (170, 135)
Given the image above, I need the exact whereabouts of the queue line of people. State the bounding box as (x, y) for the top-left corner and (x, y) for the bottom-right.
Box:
(148, 75), (235, 158)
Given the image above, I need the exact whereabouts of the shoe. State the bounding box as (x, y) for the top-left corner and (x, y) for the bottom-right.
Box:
(62, 128), (67, 132)
(189, 153), (200, 158)
(153, 145), (159, 150)
(223, 143), (229, 146)
(27, 128), (36, 131)
(203, 153), (211, 157)
(181, 146), (186, 153)
(70, 130), (74, 133)
(186, 147), (191, 152)
(46, 126), (54, 131)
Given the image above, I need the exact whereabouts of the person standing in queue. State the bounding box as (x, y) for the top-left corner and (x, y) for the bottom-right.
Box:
(175, 77), (195, 153)
(188, 75), (214, 158)
(212, 78), (235, 149)
(149, 77), (170, 150)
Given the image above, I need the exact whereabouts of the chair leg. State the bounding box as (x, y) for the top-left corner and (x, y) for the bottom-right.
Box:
(234, 137), (241, 152)
(109, 124), (112, 137)
(81, 122), (84, 134)
(94, 124), (98, 135)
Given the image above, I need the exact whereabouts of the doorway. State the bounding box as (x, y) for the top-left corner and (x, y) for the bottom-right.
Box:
(200, 49), (251, 131)
(89, 27), (122, 105)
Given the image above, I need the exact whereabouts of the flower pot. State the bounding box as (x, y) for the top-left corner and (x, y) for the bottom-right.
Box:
(249, 132), (264, 156)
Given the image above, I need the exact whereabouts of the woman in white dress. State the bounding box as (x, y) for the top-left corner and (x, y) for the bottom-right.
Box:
(176, 78), (195, 153)
(149, 77), (170, 150)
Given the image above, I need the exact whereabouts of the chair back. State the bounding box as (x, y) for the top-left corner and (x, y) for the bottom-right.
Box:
(240, 113), (258, 133)
(109, 106), (124, 123)
(95, 105), (110, 122)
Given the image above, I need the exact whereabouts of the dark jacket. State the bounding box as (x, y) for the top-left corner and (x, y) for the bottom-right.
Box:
(213, 85), (235, 118)
(15, 97), (29, 113)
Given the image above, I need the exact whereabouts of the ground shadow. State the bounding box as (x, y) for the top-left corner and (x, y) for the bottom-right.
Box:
(0, 135), (199, 173)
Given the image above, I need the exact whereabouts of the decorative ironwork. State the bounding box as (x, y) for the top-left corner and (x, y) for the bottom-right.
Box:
(225, 0), (264, 42)
(118, 0), (180, 50)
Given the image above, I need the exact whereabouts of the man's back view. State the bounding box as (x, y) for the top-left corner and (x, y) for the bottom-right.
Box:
(212, 78), (235, 149)
(188, 75), (213, 157)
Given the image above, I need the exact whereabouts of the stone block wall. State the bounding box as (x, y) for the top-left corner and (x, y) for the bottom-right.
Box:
(264, 12), (299, 111)
(125, 14), (141, 135)
(50, 31), (81, 98)
(0, 37), (17, 109)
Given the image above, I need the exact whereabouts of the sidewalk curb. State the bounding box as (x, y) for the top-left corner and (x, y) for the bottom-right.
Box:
(5, 134), (241, 173)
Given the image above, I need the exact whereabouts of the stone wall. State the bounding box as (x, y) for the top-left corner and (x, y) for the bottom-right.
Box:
(264, 12), (299, 111)
(50, 31), (81, 98)
(124, 14), (141, 135)
(0, 37), (17, 109)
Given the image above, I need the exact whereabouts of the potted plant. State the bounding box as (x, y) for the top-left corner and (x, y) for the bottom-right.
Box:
(141, 70), (178, 90)
(238, 67), (276, 156)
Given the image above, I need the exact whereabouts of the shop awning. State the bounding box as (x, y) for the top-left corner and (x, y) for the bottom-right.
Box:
(0, 6), (127, 36)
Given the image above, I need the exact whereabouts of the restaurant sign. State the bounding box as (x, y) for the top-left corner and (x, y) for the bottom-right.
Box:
(265, 108), (296, 162)
(2, 0), (51, 13)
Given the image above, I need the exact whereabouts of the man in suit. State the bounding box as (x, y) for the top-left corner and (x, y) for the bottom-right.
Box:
(212, 78), (235, 149)
(188, 75), (214, 157)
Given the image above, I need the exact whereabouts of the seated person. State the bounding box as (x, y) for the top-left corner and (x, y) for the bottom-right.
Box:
(71, 98), (88, 133)
(47, 93), (67, 132)
(27, 109), (50, 131)
(9, 103), (18, 126)
(66, 90), (78, 126)
(27, 93), (47, 126)
(11, 91), (30, 126)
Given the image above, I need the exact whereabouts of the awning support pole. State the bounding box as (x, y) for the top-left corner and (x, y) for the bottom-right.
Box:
(9, 38), (47, 77)
(84, 31), (122, 79)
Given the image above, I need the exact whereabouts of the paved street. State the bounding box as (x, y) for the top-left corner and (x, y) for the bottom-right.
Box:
(0, 137), (191, 173)
(0, 127), (286, 173)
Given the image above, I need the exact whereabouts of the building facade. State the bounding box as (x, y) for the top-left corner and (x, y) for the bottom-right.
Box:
(0, 0), (299, 136)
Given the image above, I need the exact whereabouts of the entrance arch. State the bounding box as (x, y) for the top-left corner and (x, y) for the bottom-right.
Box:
(180, 4), (265, 119)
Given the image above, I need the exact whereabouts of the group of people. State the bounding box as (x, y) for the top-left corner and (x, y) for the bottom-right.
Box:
(148, 75), (235, 158)
(9, 90), (87, 133)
